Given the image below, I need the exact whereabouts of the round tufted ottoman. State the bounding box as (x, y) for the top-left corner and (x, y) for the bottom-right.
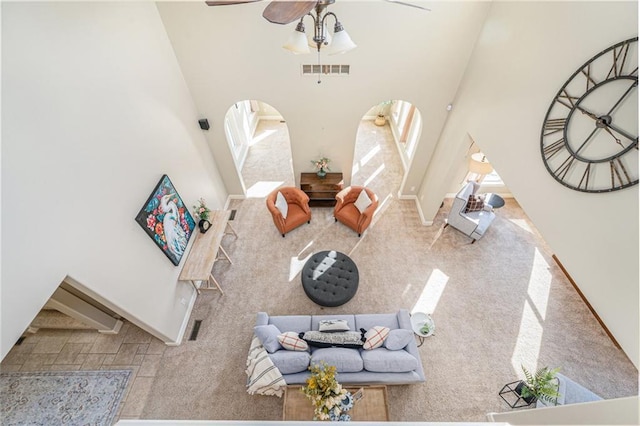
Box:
(301, 250), (359, 307)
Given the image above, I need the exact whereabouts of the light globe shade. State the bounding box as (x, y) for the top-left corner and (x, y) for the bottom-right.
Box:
(327, 28), (356, 55)
(469, 152), (494, 175)
(283, 29), (310, 54)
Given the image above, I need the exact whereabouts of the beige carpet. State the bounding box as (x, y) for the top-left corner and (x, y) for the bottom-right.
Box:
(141, 120), (638, 422)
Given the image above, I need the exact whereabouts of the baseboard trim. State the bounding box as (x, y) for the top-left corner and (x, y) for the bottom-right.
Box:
(552, 254), (621, 350)
(168, 287), (199, 346)
(397, 194), (434, 226)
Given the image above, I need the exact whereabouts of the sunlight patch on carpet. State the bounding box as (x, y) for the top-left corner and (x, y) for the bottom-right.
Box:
(411, 268), (449, 315)
(246, 181), (283, 198)
(511, 248), (552, 372)
(509, 218), (533, 233)
(250, 129), (277, 147)
(363, 163), (385, 187)
(289, 241), (314, 282)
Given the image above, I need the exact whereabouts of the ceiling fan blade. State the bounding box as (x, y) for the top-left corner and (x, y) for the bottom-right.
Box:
(205, 0), (263, 6)
(262, 1), (317, 25)
(385, 0), (431, 12)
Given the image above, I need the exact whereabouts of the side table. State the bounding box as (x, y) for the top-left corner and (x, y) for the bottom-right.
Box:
(410, 312), (435, 347)
(484, 193), (505, 209)
(300, 172), (344, 207)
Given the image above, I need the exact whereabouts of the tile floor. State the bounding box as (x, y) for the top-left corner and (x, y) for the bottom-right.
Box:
(0, 321), (163, 421)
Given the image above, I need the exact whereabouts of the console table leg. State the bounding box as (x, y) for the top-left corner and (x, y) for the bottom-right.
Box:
(190, 280), (201, 295)
(209, 273), (224, 295)
(218, 246), (233, 264)
(225, 222), (238, 238)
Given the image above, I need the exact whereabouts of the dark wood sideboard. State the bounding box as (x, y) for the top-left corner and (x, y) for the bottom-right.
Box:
(300, 172), (344, 207)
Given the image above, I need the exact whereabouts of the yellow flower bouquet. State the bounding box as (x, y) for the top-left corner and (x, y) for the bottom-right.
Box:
(301, 362), (353, 421)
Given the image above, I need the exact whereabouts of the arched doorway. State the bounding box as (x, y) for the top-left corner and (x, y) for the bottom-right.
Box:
(352, 100), (423, 203)
(223, 100), (294, 198)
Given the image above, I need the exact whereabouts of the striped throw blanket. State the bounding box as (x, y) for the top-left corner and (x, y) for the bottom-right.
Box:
(246, 335), (287, 397)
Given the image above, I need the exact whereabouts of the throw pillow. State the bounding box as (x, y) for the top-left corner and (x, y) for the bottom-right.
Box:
(301, 330), (365, 349)
(354, 189), (372, 214)
(275, 191), (288, 219)
(363, 326), (390, 350)
(318, 319), (350, 332)
(254, 324), (282, 354)
(278, 331), (309, 351)
(464, 194), (485, 213)
(383, 329), (414, 351)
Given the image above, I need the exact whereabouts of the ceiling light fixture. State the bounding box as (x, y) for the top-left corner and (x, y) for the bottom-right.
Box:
(282, 0), (356, 55)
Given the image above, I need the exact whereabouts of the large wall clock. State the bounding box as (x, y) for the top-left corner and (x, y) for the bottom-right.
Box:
(540, 37), (638, 193)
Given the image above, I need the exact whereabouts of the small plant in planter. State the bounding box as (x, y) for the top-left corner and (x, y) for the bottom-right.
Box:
(517, 365), (561, 405)
(374, 100), (393, 126)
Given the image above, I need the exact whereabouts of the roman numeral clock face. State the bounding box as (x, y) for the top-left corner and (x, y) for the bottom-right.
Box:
(541, 37), (638, 192)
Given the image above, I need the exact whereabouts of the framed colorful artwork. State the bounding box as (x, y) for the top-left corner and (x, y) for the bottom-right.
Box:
(135, 174), (195, 266)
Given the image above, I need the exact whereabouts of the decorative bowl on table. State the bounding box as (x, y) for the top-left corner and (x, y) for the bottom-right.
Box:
(410, 312), (435, 337)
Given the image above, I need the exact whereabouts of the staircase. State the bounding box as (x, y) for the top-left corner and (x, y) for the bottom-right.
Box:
(27, 309), (96, 333)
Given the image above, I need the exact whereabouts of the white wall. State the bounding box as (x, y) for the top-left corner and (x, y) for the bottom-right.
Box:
(1, 2), (227, 359)
(488, 396), (639, 425)
(418, 1), (639, 365)
(156, 0), (490, 191)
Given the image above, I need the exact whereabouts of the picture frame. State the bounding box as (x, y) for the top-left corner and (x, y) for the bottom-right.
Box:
(135, 174), (195, 266)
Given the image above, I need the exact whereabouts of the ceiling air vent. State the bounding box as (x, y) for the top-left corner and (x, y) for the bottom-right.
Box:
(302, 64), (350, 76)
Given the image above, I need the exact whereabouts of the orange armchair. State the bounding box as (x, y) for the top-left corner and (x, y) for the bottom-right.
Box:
(266, 187), (311, 237)
(334, 186), (378, 237)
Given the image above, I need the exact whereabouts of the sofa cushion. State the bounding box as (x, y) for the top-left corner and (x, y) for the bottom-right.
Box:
(319, 319), (350, 332)
(355, 314), (399, 331)
(361, 348), (419, 373)
(254, 324), (282, 353)
(464, 194), (485, 213)
(384, 329), (414, 351)
(363, 326), (390, 350)
(275, 191), (288, 219)
(354, 189), (372, 213)
(312, 315), (356, 331)
(269, 315), (312, 334)
(311, 348), (363, 373)
(302, 331), (364, 349)
(278, 331), (309, 351)
(270, 350), (311, 374)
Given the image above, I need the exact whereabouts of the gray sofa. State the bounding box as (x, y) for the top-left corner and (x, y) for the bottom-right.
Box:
(255, 309), (425, 385)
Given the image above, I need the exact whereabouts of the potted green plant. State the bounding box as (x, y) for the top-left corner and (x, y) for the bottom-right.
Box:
(516, 365), (561, 405)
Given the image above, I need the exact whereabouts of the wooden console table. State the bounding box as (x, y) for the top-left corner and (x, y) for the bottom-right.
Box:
(300, 172), (344, 207)
(282, 385), (389, 421)
(178, 210), (235, 295)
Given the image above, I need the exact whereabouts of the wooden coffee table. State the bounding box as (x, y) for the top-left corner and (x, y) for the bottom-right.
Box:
(282, 385), (389, 421)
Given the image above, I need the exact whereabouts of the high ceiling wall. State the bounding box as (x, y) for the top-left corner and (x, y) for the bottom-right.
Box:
(156, 0), (491, 194)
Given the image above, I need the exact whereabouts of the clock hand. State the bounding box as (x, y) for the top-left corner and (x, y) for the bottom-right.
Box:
(575, 105), (599, 121)
(604, 122), (638, 144)
(603, 127), (624, 147)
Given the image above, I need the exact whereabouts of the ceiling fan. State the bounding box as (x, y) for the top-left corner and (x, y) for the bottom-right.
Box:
(204, 0), (430, 26)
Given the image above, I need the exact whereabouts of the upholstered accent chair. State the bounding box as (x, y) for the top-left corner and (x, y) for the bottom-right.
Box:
(334, 186), (378, 237)
(266, 187), (311, 237)
(444, 181), (495, 243)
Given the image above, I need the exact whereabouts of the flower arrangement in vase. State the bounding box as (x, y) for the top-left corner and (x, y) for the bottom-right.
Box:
(192, 198), (211, 233)
(302, 362), (353, 421)
(311, 157), (331, 178)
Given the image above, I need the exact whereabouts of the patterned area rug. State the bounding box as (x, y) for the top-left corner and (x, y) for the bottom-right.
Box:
(1, 370), (131, 425)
